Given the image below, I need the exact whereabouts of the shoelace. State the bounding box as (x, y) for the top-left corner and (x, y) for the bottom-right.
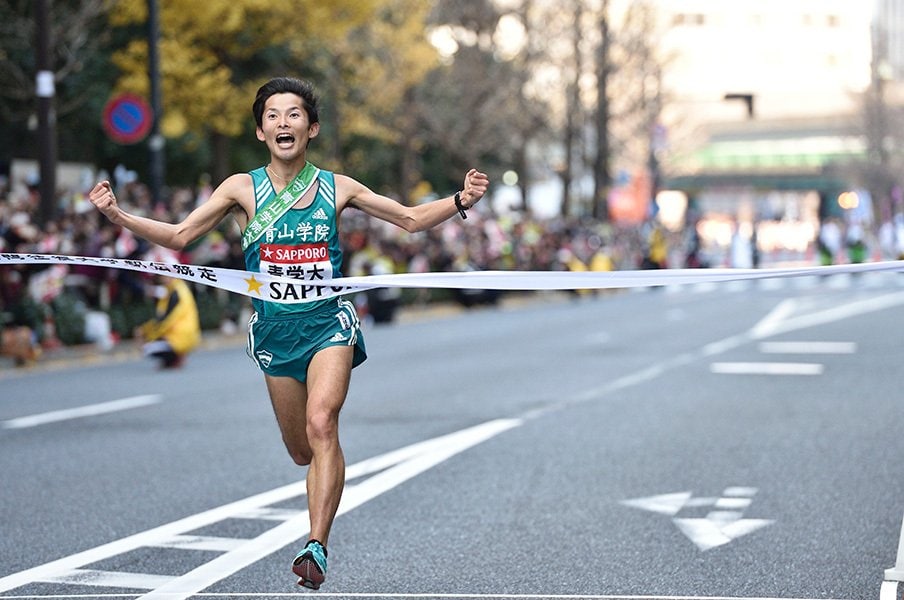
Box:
(300, 542), (327, 571)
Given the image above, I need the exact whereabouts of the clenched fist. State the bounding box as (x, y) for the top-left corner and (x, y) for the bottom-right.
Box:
(88, 181), (121, 222)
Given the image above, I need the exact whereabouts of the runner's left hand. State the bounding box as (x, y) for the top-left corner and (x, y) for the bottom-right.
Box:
(461, 169), (489, 208)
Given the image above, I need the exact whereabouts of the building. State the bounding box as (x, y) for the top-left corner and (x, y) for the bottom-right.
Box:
(875, 0), (904, 80)
(652, 0), (877, 263)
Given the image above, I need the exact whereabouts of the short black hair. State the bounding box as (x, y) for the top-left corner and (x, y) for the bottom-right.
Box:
(252, 77), (319, 128)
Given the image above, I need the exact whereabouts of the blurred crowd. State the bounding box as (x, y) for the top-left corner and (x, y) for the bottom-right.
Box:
(12, 170), (867, 365)
(10, 162), (904, 372)
(0, 173), (669, 363)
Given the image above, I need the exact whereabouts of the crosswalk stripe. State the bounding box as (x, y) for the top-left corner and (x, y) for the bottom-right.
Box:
(148, 534), (247, 552)
(38, 568), (174, 589)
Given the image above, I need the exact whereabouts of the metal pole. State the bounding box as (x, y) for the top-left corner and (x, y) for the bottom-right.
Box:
(147, 0), (165, 206)
(35, 0), (57, 227)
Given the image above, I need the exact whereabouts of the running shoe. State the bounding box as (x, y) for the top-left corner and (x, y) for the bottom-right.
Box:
(293, 539), (327, 589)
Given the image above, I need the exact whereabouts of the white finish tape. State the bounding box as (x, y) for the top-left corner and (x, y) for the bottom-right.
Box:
(3, 253), (904, 305)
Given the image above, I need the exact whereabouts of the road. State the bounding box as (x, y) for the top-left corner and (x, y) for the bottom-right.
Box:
(1, 272), (903, 600)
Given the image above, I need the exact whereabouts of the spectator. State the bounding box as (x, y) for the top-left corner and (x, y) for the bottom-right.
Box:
(135, 273), (201, 369)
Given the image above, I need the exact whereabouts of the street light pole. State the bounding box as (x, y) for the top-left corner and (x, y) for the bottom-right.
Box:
(35, 0), (57, 227)
(724, 93), (755, 119)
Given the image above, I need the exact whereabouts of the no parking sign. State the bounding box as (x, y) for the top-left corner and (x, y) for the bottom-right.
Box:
(102, 93), (153, 145)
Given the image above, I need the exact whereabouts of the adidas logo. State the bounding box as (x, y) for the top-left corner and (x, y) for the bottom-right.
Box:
(311, 208), (328, 220)
(329, 332), (347, 342)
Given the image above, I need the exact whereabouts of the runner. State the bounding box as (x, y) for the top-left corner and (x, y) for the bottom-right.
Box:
(88, 76), (489, 589)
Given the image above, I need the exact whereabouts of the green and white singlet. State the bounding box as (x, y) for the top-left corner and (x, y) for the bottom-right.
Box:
(243, 166), (347, 317)
(243, 165), (366, 381)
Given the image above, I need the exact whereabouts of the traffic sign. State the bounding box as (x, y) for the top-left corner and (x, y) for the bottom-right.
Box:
(102, 93), (153, 145)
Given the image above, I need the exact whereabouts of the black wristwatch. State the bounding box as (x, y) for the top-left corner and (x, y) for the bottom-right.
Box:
(454, 191), (468, 220)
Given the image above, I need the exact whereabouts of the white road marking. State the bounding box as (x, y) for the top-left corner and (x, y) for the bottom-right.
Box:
(0, 594), (858, 600)
(674, 517), (774, 551)
(713, 497), (751, 510)
(749, 290), (904, 339)
(710, 362), (823, 375)
(623, 488), (772, 551)
(758, 341), (857, 354)
(147, 534), (246, 552)
(37, 569), (173, 589)
(723, 486), (759, 496)
(5, 290), (895, 599)
(749, 298), (798, 339)
(1, 395), (162, 429)
(620, 492), (691, 516)
(233, 507), (304, 521)
(136, 419), (521, 600)
(0, 418), (522, 598)
(539, 290), (902, 416)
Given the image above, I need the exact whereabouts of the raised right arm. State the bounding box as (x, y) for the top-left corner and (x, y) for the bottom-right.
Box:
(88, 174), (252, 252)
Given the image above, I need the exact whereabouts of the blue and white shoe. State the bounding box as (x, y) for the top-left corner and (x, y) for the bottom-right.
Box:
(293, 539), (327, 589)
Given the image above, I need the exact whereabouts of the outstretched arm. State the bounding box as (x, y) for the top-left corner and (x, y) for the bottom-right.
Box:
(88, 175), (250, 251)
(338, 168), (489, 233)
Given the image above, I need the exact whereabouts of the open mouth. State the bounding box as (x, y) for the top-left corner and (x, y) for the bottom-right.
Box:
(275, 133), (295, 145)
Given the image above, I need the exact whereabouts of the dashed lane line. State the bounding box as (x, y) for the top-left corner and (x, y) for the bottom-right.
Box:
(758, 341), (857, 354)
(1, 396), (162, 429)
(709, 362), (824, 375)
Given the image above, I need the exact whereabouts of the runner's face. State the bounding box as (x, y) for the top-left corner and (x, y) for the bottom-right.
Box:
(256, 93), (319, 159)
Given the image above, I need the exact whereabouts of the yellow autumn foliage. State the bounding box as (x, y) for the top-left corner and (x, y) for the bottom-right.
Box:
(328, 0), (439, 144)
(108, 0), (382, 138)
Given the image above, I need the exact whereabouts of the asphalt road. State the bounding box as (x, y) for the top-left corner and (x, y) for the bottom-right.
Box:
(1, 273), (904, 600)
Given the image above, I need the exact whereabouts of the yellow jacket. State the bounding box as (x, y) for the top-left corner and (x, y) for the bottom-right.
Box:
(140, 278), (201, 355)
(648, 228), (667, 265)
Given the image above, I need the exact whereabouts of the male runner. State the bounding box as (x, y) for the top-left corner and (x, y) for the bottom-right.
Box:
(89, 76), (489, 589)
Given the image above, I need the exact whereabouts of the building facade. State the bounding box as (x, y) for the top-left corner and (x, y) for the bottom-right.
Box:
(651, 0), (878, 263)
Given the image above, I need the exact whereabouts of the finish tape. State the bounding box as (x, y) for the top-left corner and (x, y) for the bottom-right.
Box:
(3, 252), (904, 305)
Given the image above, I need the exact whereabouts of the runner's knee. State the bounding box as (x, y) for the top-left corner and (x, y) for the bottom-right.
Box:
(305, 406), (339, 447)
(286, 443), (313, 466)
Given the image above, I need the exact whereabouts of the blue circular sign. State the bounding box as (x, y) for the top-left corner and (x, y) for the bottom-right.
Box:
(102, 93), (153, 145)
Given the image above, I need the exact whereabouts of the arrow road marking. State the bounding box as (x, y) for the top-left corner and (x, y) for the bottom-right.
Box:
(620, 491), (691, 516)
(621, 487), (773, 551)
(673, 517), (774, 552)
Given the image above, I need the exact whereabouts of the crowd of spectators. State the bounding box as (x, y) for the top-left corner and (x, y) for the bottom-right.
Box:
(1, 170), (674, 363)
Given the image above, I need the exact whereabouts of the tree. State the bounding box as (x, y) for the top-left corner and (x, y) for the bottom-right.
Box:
(416, 0), (540, 198)
(0, 0), (114, 169)
(284, 0), (440, 200)
(561, 0), (585, 217)
(609, 0), (666, 214)
(420, 0), (664, 222)
(505, 0), (554, 212)
(559, 0), (665, 221)
(107, 0), (379, 184)
(591, 0), (612, 221)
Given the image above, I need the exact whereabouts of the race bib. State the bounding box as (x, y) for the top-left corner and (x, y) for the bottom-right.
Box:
(259, 242), (334, 283)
